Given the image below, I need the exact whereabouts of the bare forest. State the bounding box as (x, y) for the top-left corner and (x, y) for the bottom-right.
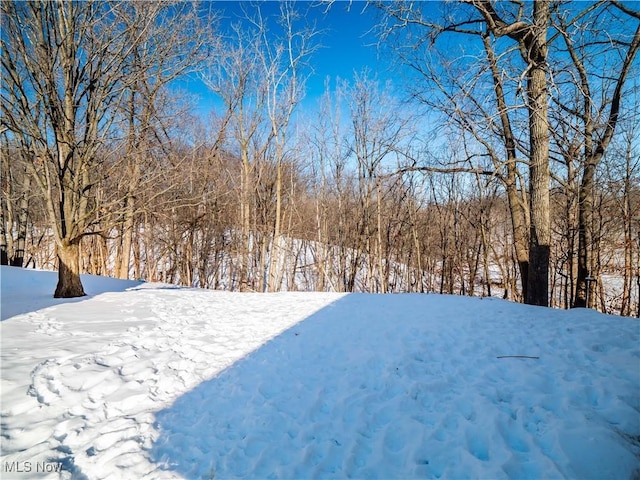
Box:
(2, 1), (639, 316)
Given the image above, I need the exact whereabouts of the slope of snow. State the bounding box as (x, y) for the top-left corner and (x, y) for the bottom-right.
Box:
(1, 266), (639, 479)
(0, 267), (143, 321)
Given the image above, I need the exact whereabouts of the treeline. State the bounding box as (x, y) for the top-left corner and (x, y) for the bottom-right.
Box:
(3, 106), (639, 315)
(1, 1), (639, 316)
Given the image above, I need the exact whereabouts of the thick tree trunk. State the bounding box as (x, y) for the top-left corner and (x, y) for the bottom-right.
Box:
(55, 241), (86, 298)
(527, 240), (549, 306)
(524, 1), (551, 307)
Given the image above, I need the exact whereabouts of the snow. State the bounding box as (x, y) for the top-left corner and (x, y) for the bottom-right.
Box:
(1, 266), (639, 479)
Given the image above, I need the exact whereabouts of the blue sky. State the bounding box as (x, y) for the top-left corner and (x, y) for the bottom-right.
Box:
(181, 1), (398, 117)
(301, 2), (388, 97)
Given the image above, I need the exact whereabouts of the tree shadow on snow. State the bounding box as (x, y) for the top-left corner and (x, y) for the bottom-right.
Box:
(148, 292), (640, 480)
(148, 293), (464, 479)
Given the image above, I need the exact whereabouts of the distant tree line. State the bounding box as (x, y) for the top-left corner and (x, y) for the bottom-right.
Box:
(1, 1), (638, 316)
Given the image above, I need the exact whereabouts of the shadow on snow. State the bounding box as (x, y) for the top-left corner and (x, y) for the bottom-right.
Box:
(148, 293), (501, 479)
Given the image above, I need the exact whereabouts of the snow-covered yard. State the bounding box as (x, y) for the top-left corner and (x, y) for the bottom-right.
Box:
(1, 266), (638, 479)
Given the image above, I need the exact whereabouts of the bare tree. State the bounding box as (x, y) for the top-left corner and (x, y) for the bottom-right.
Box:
(255, 2), (318, 292)
(202, 2), (317, 292)
(0, 139), (33, 267)
(375, 1), (549, 303)
(342, 73), (413, 292)
(599, 105), (640, 316)
(202, 13), (267, 291)
(450, 1), (552, 306)
(1, 1), (207, 296)
(376, 0), (639, 307)
(550, 3), (640, 307)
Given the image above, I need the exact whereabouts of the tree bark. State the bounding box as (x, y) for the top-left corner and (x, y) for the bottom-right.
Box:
(524, 1), (551, 306)
(574, 160), (595, 307)
(268, 160), (283, 292)
(55, 241), (85, 298)
(117, 187), (137, 280)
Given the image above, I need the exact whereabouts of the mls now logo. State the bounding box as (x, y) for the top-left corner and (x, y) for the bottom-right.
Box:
(3, 461), (63, 473)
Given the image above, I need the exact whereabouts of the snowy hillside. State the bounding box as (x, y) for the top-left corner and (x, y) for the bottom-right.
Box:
(1, 266), (639, 479)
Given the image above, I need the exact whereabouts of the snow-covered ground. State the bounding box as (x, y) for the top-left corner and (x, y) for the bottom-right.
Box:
(1, 266), (639, 479)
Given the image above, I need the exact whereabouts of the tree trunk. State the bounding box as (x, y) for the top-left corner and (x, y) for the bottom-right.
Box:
(376, 179), (387, 293)
(409, 205), (424, 293)
(240, 151), (251, 292)
(55, 241), (86, 298)
(636, 273), (640, 319)
(268, 161), (283, 292)
(1, 149), (13, 266)
(483, 34), (530, 301)
(570, 24), (639, 308)
(118, 95), (141, 280)
(620, 148), (632, 316)
(574, 160), (596, 308)
(117, 194), (135, 279)
(524, 1), (551, 307)
(0, 195), (9, 266)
